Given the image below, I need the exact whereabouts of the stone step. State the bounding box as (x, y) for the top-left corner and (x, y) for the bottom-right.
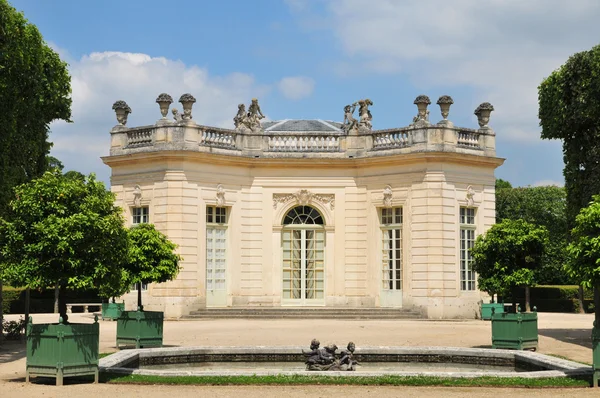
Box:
(185, 307), (423, 319)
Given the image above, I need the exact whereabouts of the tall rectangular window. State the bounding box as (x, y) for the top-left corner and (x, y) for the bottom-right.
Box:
(381, 207), (403, 291)
(130, 206), (150, 291)
(132, 207), (149, 224)
(206, 206), (227, 291)
(460, 207), (476, 291)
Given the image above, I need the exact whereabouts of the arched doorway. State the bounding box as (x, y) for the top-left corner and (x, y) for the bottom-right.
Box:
(282, 205), (325, 305)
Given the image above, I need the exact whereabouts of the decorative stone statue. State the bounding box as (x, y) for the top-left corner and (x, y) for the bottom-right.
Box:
(233, 104), (246, 128)
(172, 108), (183, 122)
(412, 95), (431, 127)
(156, 93), (174, 119)
(357, 99), (373, 131)
(303, 339), (358, 371)
(178, 93), (196, 121)
(235, 98), (265, 133)
(474, 102), (494, 128)
(342, 104), (358, 134)
(112, 100), (132, 126)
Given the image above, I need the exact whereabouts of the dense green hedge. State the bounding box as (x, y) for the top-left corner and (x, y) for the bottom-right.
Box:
(1, 287), (103, 314)
(505, 285), (594, 313)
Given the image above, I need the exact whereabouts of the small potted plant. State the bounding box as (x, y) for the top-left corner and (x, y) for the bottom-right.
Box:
(115, 223), (180, 349)
(472, 219), (548, 350)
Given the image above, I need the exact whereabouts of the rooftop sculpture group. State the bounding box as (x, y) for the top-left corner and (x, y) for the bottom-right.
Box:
(342, 99), (373, 134)
(234, 98), (265, 134)
(111, 94), (495, 138)
(303, 339), (358, 371)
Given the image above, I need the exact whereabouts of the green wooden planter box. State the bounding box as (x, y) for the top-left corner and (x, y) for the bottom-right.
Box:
(116, 310), (163, 349)
(481, 302), (505, 320)
(101, 302), (124, 321)
(26, 316), (99, 386)
(593, 322), (600, 387)
(491, 311), (538, 350)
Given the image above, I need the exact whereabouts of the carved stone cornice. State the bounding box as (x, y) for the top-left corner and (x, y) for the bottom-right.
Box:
(273, 189), (335, 210)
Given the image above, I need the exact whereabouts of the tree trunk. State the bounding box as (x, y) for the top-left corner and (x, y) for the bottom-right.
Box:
(0, 281), (4, 344)
(525, 286), (531, 312)
(578, 285), (586, 314)
(511, 286), (517, 313)
(137, 282), (143, 311)
(24, 288), (30, 330)
(54, 285), (59, 313)
(58, 283), (68, 323)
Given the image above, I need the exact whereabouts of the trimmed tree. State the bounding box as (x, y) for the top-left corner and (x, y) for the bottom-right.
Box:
(567, 195), (600, 319)
(496, 185), (569, 285)
(472, 219), (549, 312)
(100, 223), (181, 311)
(0, 171), (128, 322)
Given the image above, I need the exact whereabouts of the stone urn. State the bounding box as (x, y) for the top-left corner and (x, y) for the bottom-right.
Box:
(155, 93), (173, 119)
(413, 95), (431, 122)
(436, 95), (454, 121)
(179, 93), (196, 121)
(112, 100), (132, 126)
(474, 102), (494, 128)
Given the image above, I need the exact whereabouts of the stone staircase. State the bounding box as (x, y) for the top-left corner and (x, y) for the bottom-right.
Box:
(185, 307), (423, 320)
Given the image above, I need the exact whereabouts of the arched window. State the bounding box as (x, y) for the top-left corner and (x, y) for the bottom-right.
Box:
(283, 206), (324, 225)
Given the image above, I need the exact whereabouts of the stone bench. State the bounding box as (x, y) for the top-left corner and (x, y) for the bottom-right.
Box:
(66, 303), (102, 314)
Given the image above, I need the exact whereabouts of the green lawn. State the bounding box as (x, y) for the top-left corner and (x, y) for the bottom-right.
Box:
(100, 373), (591, 388)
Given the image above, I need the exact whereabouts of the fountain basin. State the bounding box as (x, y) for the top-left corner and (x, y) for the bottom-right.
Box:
(100, 346), (592, 379)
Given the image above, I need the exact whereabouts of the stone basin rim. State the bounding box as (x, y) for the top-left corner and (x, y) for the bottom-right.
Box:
(99, 345), (592, 379)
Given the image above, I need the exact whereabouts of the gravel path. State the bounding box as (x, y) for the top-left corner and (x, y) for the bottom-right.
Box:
(0, 312), (596, 397)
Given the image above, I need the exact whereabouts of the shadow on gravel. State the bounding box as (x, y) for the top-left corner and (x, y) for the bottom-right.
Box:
(0, 340), (26, 364)
(538, 328), (592, 349)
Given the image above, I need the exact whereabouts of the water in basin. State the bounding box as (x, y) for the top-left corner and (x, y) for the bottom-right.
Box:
(141, 361), (525, 373)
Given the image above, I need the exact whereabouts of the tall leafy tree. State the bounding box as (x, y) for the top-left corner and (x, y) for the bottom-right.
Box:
(539, 43), (600, 318)
(472, 219), (549, 312)
(0, 171), (128, 322)
(538, 44), (600, 231)
(0, 0), (71, 336)
(0, 0), (72, 215)
(496, 185), (569, 284)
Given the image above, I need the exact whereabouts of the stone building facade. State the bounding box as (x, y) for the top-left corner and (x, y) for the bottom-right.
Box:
(103, 95), (503, 319)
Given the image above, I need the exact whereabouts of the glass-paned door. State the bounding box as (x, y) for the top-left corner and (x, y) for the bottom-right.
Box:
(380, 207), (403, 307)
(206, 226), (227, 306)
(282, 228), (325, 304)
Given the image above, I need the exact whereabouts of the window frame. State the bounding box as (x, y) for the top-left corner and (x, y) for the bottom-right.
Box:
(459, 207), (477, 291)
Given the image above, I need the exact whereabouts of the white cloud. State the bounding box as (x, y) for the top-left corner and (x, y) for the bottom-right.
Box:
(278, 76), (315, 100)
(532, 179), (564, 188)
(48, 51), (270, 184)
(295, 0), (600, 143)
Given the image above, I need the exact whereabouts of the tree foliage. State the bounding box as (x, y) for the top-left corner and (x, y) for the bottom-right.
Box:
(539, 44), (600, 231)
(0, 0), (72, 217)
(567, 195), (600, 288)
(496, 184), (570, 284)
(0, 171), (128, 293)
(472, 219), (549, 297)
(100, 223), (181, 300)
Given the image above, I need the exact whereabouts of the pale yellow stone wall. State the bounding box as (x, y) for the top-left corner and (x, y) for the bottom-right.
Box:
(107, 153), (499, 319)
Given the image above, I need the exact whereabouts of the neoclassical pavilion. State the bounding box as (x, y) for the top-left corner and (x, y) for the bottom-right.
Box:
(103, 95), (503, 319)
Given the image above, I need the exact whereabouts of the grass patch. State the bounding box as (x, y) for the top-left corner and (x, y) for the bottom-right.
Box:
(99, 352), (115, 359)
(101, 373), (590, 388)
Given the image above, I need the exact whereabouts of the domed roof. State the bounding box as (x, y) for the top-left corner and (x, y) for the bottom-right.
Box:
(262, 119), (343, 133)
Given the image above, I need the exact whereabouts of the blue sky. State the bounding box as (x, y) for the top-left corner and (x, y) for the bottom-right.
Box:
(11, 0), (600, 187)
